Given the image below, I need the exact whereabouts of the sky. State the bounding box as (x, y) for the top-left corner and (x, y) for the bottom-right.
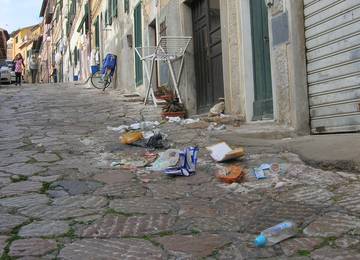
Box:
(0, 0), (43, 34)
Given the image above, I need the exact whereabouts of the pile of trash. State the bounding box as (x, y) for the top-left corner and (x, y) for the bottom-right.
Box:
(205, 142), (247, 184)
(108, 121), (170, 149)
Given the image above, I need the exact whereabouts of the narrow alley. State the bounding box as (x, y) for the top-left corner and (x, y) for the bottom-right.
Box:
(0, 84), (359, 259)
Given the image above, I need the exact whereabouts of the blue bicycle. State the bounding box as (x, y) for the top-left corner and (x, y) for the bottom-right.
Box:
(90, 54), (117, 91)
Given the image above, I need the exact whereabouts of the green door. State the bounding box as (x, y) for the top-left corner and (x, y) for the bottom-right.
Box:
(134, 3), (143, 86)
(250, 0), (273, 120)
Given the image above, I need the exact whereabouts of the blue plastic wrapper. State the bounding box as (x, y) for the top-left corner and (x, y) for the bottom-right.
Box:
(164, 147), (199, 177)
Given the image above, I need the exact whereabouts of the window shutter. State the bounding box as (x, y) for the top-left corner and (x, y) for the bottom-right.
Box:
(113, 0), (118, 17)
(107, 0), (112, 25)
(105, 10), (108, 25)
(124, 0), (129, 13)
(134, 3), (143, 86)
(94, 17), (100, 48)
(74, 47), (78, 66)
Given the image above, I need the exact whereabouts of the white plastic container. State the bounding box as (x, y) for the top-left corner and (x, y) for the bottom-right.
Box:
(255, 221), (297, 247)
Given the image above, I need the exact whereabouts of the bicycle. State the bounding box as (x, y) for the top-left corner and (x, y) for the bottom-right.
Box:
(90, 53), (117, 91)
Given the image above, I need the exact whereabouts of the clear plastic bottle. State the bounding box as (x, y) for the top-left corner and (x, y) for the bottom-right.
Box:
(255, 221), (297, 247)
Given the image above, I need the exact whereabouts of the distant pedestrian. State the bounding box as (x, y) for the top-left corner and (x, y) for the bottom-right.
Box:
(29, 55), (38, 84)
(13, 53), (25, 86)
(51, 64), (58, 83)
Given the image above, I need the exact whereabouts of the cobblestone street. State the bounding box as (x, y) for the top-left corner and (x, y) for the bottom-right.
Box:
(0, 84), (360, 259)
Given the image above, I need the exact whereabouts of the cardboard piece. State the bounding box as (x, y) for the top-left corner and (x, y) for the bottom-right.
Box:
(206, 142), (245, 162)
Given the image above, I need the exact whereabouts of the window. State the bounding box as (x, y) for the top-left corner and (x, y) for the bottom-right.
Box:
(124, 0), (129, 13)
(74, 47), (78, 66)
(134, 3), (143, 86)
(112, 0), (118, 17)
(85, 2), (90, 34)
(15, 37), (18, 43)
(56, 8), (60, 22)
(107, 0), (112, 25)
(94, 16), (100, 48)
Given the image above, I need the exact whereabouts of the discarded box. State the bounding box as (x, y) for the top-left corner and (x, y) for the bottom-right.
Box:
(206, 142), (245, 162)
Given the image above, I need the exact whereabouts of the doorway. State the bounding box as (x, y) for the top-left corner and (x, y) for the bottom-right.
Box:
(192, 0), (224, 113)
(250, 0), (273, 120)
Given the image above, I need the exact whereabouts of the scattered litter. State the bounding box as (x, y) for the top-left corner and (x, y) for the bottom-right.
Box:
(141, 178), (151, 183)
(274, 182), (286, 189)
(164, 147), (199, 177)
(143, 151), (158, 163)
(111, 161), (123, 167)
(206, 142), (245, 162)
(130, 121), (160, 130)
(216, 165), (246, 184)
(270, 163), (287, 175)
(252, 163), (287, 180)
(111, 159), (148, 168)
(259, 164), (271, 170)
(143, 131), (155, 139)
(119, 132), (144, 145)
(209, 98), (225, 117)
(167, 116), (182, 123)
(255, 221), (297, 247)
(149, 149), (181, 171)
(208, 123), (226, 131)
(107, 125), (129, 133)
(132, 131), (169, 149)
(253, 168), (266, 180)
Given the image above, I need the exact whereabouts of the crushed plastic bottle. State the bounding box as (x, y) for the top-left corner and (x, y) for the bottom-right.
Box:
(255, 221), (297, 247)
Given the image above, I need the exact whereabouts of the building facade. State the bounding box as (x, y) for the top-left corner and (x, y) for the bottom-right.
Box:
(10, 25), (43, 82)
(37, 0), (360, 135)
(0, 28), (9, 61)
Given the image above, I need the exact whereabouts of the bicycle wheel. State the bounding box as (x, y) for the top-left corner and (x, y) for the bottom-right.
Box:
(102, 70), (112, 90)
(90, 71), (106, 89)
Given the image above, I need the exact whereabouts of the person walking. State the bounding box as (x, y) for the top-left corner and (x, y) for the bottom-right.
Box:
(13, 53), (25, 86)
(50, 64), (58, 83)
(29, 55), (38, 84)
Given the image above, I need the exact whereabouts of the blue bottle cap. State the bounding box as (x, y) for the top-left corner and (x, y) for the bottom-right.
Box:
(255, 234), (267, 247)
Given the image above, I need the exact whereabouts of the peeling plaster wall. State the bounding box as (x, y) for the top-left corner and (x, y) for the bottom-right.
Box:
(221, 0), (245, 118)
(268, 0), (309, 133)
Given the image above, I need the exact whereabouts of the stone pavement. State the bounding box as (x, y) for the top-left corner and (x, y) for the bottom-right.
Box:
(0, 83), (360, 259)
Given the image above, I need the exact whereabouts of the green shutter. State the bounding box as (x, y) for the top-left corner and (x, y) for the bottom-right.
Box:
(74, 47), (78, 66)
(124, 0), (129, 13)
(134, 3), (143, 86)
(113, 0), (118, 17)
(107, 0), (112, 25)
(94, 17), (100, 48)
